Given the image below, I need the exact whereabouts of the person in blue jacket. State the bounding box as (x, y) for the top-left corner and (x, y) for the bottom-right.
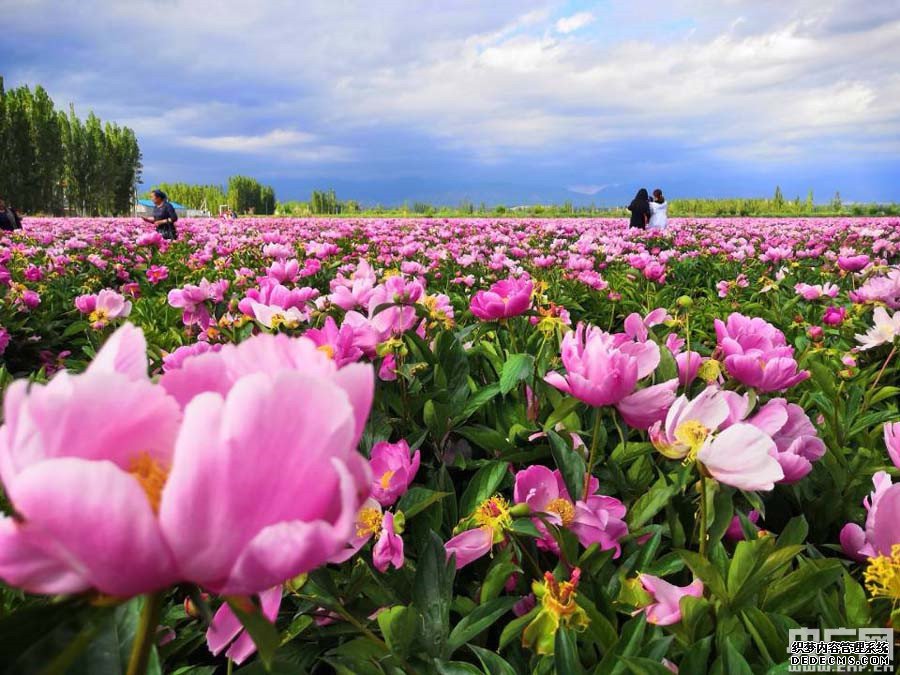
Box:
(142, 189), (178, 240)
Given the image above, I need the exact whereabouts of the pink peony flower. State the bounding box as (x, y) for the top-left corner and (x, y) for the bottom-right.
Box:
(855, 306), (900, 350)
(0, 325), (182, 596)
(369, 439), (421, 507)
(158, 359), (372, 595)
(304, 316), (365, 367)
(207, 586), (282, 665)
(329, 498), (405, 572)
(650, 387), (732, 460)
(715, 313), (808, 392)
(513, 465), (628, 556)
(822, 306), (846, 326)
(638, 574), (704, 625)
(885, 422), (900, 470)
(696, 423), (784, 491)
(544, 323), (663, 411)
(725, 510), (760, 542)
(373, 511), (404, 573)
(841, 472), (895, 560)
(444, 527), (494, 569)
(748, 399), (825, 483)
(837, 254), (870, 272)
(146, 265), (169, 284)
(469, 277), (533, 321)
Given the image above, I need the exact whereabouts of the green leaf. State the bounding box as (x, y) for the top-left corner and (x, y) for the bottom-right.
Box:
(434, 660), (483, 675)
(548, 430), (586, 503)
(677, 550), (728, 600)
(843, 572), (871, 628)
(621, 657), (677, 675)
(376, 605), (419, 660)
(413, 531), (456, 659)
(774, 516), (808, 549)
(721, 636), (754, 675)
(457, 383), (501, 423)
(456, 425), (513, 453)
(447, 597), (518, 654)
(554, 627), (581, 674)
(397, 488), (452, 520)
(727, 540), (765, 600)
(595, 614), (647, 675)
(740, 607), (784, 667)
(656, 346), (678, 382)
(543, 395), (581, 431)
(225, 595), (282, 670)
(480, 549), (522, 603)
(498, 608), (537, 650)
(468, 644), (518, 675)
(763, 561), (843, 614)
(678, 636), (712, 675)
(500, 353), (535, 395)
(706, 486), (734, 546)
(628, 480), (676, 530)
(458, 462), (508, 517)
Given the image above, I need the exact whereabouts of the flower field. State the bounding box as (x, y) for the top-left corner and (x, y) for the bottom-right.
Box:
(1, 215), (899, 674)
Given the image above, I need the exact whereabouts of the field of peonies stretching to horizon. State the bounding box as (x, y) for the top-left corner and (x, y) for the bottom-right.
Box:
(1, 215), (899, 674)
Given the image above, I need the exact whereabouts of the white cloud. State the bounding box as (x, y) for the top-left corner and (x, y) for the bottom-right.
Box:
(568, 184), (615, 195)
(179, 129), (354, 162)
(555, 12), (595, 34)
(180, 129), (316, 152)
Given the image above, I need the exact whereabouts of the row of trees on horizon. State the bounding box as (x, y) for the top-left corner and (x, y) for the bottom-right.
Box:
(0, 77), (142, 216)
(149, 177), (276, 215)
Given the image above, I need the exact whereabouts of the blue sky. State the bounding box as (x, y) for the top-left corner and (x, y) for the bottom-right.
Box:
(3, 0), (899, 206)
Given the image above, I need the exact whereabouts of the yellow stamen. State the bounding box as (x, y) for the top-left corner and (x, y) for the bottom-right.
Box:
(865, 544), (900, 602)
(356, 507), (383, 538)
(546, 498), (575, 527)
(674, 420), (710, 460)
(473, 495), (512, 532)
(128, 453), (169, 514)
(317, 344), (335, 360)
(379, 470), (395, 490)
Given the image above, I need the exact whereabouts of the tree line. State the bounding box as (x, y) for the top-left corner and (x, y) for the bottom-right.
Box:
(149, 176), (276, 214)
(0, 77), (142, 216)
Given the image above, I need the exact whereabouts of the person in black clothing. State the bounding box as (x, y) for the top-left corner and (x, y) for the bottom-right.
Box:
(142, 189), (178, 240)
(627, 188), (651, 229)
(0, 197), (23, 232)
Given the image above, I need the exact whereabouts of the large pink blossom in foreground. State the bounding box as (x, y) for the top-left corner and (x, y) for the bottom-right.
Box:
(469, 277), (533, 321)
(159, 367), (371, 595)
(0, 323), (374, 598)
(0, 325), (181, 596)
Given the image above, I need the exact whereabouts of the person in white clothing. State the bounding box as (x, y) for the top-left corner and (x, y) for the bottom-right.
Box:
(648, 189), (668, 230)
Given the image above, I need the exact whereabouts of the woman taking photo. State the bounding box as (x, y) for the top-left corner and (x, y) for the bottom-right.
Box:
(627, 188), (652, 229)
(142, 189), (178, 240)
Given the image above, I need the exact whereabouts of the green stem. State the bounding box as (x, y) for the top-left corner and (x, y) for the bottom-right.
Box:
(126, 592), (165, 675)
(699, 474), (709, 559)
(860, 345), (896, 415)
(613, 414), (627, 463)
(583, 409), (604, 500)
(227, 658), (234, 675)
